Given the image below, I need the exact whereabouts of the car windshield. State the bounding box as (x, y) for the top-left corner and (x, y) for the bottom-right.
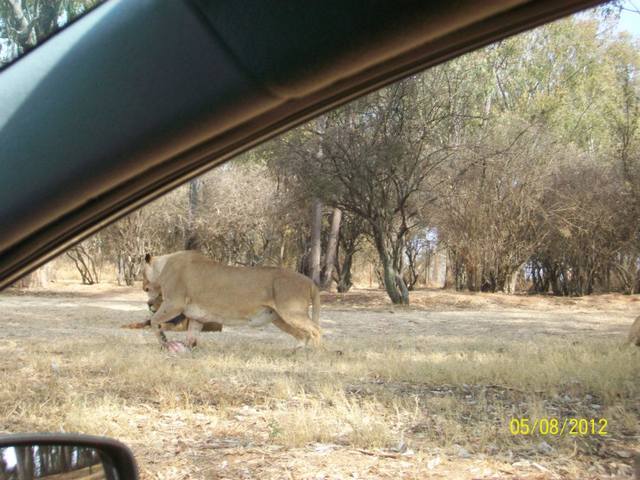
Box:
(0, 0), (104, 69)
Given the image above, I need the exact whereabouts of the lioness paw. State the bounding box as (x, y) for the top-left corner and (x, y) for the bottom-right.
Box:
(162, 340), (192, 355)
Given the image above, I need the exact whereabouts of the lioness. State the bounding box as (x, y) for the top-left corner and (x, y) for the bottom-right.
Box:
(143, 251), (322, 348)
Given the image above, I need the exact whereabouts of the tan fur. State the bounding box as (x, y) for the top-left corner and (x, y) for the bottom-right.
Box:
(121, 318), (223, 332)
(143, 251), (321, 347)
(121, 320), (150, 329)
(628, 316), (640, 347)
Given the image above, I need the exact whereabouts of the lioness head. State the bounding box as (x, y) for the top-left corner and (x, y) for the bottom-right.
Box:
(143, 253), (163, 313)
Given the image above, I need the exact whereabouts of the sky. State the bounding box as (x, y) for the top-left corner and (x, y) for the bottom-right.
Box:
(617, 0), (640, 36)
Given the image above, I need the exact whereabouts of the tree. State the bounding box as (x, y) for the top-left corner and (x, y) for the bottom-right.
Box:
(431, 15), (640, 296)
(334, 212), (365, 293)
(608, 35), (640, 292)
(437, 117), (556, 292)
(17, 7), (639, 299)
(0, 0), (100, 66)
(66, 236), (103, 284)
(275, 73), (457, 303)
(309, 198), (322, 285)
(321, 207), (342, 289)
(185, 178), (203, 250)
(101, 210), (159, 286)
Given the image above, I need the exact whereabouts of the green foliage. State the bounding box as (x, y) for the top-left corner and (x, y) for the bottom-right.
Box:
(22, 2), (638, 298)
(268, 8), (640, 298)
(0, 0), (102, 66)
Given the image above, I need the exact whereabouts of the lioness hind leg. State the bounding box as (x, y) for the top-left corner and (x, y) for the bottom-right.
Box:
(272, 317), (306, 341)
(272, 277), (322, 347)
(273, 314), (322, 348)
(271, 318), (314, 354)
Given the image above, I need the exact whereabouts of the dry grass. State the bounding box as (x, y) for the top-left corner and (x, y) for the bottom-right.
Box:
(0, 286), (638, 479)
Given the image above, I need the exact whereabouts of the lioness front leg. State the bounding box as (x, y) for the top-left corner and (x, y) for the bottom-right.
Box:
(149, 302), (185, 346)
(156, 329), (168, 346)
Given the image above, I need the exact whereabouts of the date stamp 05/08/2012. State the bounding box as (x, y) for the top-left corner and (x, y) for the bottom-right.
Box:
(509, 417), (608, 436)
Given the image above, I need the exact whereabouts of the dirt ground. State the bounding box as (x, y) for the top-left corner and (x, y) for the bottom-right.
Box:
(0, 283), (638, 479)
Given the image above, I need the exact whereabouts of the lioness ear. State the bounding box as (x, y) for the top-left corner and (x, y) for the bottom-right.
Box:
(145, 253), (152, 264)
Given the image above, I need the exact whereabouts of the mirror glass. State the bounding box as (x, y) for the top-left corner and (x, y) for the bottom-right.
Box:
(0, 444), (119, 479)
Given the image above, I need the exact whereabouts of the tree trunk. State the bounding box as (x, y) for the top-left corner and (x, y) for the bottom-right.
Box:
(279, 233), (287, 266)
(321, 208), (342, 289)
(6, 0), (37, 50)
(116, 254), (125, 285)
(14, 262), (53, 288)
(504, 263), (524, 294)
(396, 270), (410, 302)
(36, 1), (62, 42)
(66, 246), (100, 285)
(372, 231), (409, 304)
(185, 178), (202, 250)
(336, 249), (355, 293)
(466, 262), (482, 292)
(403, 243), (422, 291)
(379, 258), (408, 304)
(310, 198), (323, 285)
(443, 250), (457, 289)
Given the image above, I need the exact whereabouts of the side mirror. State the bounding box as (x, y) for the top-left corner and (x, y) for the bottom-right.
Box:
(0, 433), (138, 479)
